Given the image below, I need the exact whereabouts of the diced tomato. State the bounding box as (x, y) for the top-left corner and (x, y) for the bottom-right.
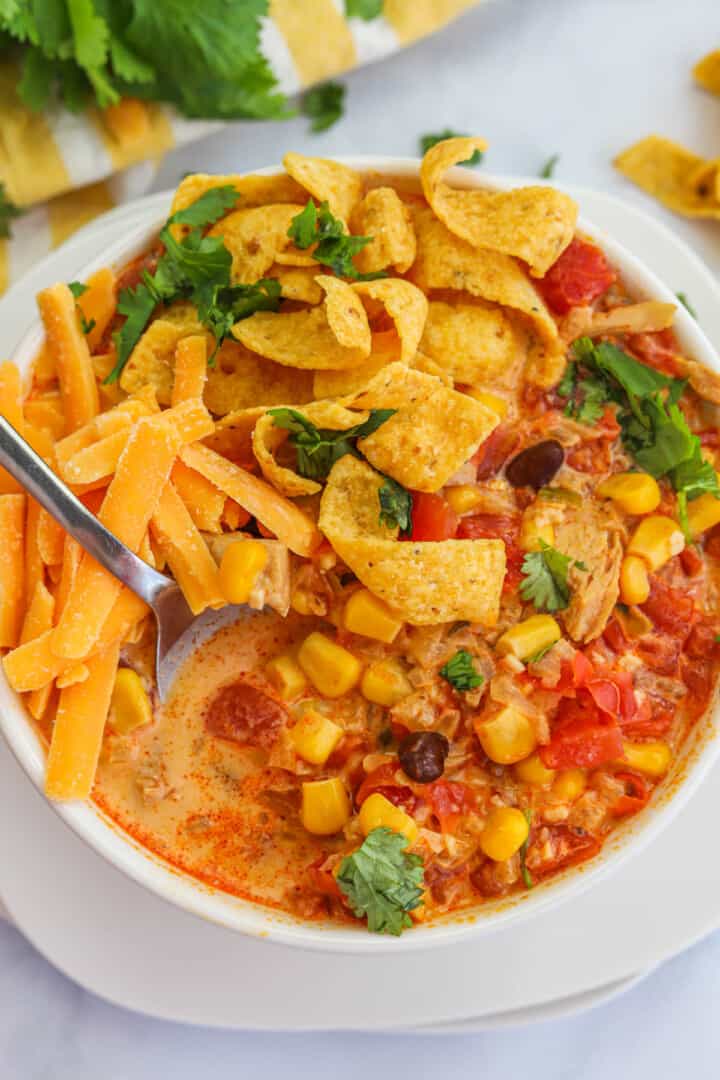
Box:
(536, 237), (616, 315)
(680, 546), (704, 578)
(706, 525), (720, 559)
(685, 619), (720, 660)
(603, 619), (631, 655)
(457, 512), (524, 592)
(354, 763), (418, 814)
(540, 693), (624, 769)
(636, 634), (682, 676)
(621, 696), (673, 739)
(309, 856), (342, 900)
(681, 657), (714, 714)
(627, 329), (684, 378)
(425, 779), (475, 832)
(611, 772), (650, 816)
(641, 577), (695, 638)
(471, 424), (519, 480)
(204, 680), (286, 749)
(406, 492), (458, 542)
(585, 678), (620, 717)
(531, 825), (602, 880)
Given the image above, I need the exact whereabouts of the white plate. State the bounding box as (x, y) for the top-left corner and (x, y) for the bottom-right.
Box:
(1, 184), (719, 1030)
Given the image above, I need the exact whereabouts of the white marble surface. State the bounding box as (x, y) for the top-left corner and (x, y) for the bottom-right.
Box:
(4, 0), (720, 1072)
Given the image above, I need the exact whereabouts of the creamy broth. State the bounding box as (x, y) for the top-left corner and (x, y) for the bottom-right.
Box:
(94, 613), (342, 914)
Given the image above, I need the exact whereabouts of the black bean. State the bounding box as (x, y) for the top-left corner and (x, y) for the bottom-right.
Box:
(398, 731), (450, 784)
(505, 440), (564, 490)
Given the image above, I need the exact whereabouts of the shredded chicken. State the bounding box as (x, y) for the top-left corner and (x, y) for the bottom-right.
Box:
(560, 301), (675, 343)
(554, 502), (623, 643)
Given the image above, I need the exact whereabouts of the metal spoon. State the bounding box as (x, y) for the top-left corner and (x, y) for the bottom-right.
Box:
(0, 415), (242, 701)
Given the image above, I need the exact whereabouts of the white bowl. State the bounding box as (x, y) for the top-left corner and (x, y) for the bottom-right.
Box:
(3, 157), (720, 953)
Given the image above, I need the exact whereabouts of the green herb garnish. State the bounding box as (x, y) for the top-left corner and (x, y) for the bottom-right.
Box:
(539, 154), (559, 179)
(676, 292), (697, 319)
(345, 0), (383, 18)
(336, 827), (424, 936)
(439, 649), (484, 692)
(68, 281), (88, 298)
(302, 81), (345, 133)
(520, 540), (586, 613)
(106, 184), (282, 381)
(0, 184), (22, 240)
(287, 199), (383, 280)
(268, 407), (395, 481)
(419, 130), (483, 166)
(519, 809), (533, 889)
(4, 2), (287, 122)
(378, 476), (413, 533)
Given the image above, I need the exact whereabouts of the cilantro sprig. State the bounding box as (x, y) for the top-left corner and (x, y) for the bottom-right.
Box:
(520, 540), (587, 613)
(3, 2), (287, 121)
(106, 184), (280, 382)
(345, 0), (383, 18)
(0, 183), (22, 239)
(539, 154), (560, 179)
(439, 649), (484, 692)
(302, 81), (345, 133)
(268, 407), (395, 481)
(565, 337), (720, 537)
(419, 131), (483, 167)
(336, 827), (424, 936)
(378, 477), (413, 533)
(287, 200), (384, 280)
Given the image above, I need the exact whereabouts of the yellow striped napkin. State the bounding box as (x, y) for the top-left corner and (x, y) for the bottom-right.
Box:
(0, 0), (481, 295)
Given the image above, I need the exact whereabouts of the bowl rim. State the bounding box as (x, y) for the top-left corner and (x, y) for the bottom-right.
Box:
(2, 155), (720, 954)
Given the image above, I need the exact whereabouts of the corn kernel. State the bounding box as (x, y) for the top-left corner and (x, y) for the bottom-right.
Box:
(265, 653), (307, 701)
(514, 751), (556, 787)
(301, 778), (351, 835)
(519, 514), (555, 552)
(687, 491), (720, 537)
(466, 388), (509, 417)
(361, 658), (413, 707)
(619, 554), (650, 605)
(476, 705), (537, 765)
(110, 668), (152, 735)
(297, 632), (362, 698)
(445, 485), (484, 515)
(343, 588), (403, 644)
(627, 515), (684, 571)
(218, 540), (268, 604)
(290, 709), (343, 765)
(479, 807), (529, 862)
(496, 615), (561, 662)
(622, 740), (672, 778)
(552, 768), (587, 801)
(597, 472), (661, 515)
(359, 792), (418, 844)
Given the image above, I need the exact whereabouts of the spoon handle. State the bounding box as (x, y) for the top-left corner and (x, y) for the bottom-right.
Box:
(0, 416), (171, 605)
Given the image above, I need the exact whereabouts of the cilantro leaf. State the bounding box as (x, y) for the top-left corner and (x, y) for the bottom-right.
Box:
(676, 292), (697, 319)
(439, 649), (484, 692)
(108, 282), (157, 383)
(378, 477), (413, 533)
(539, 154), (559, 179)
(268, 407), (395, 481)
(336, 827), (424, 936)
(345, 0), (383, 18)
(195, 278), (281, 357)
(519, 809), (533, 889)
(557, 360), (576, 400)
(520, 540), (585, 613)
(68, 281), (87, 298)
(0, 182), (22, 239)
(287, 200), (381, 280)
(159, 226), (233, 289)
(419, 131), (483, 167)
(79, 314), (95, 335)
(573, 337), (678, 403)
(302, 81), (345, 133)
(166, 185), (239, 228)
(66, 0), (117, 107)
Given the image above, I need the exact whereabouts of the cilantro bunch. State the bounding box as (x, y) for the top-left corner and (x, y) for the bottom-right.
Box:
(107, 184), (281, 382)
(561, 337), (720, 535)
(1, 1), (286, 120)
(337, 827), (425, 936)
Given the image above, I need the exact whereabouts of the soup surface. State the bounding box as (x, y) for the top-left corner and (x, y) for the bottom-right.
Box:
(4, 138), (720, 935)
